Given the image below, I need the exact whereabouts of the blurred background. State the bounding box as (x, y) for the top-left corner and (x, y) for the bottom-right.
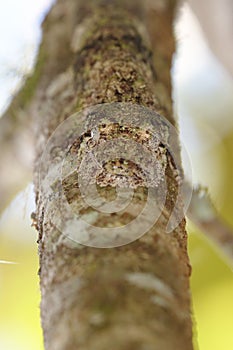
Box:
(0, 1), (233, 349)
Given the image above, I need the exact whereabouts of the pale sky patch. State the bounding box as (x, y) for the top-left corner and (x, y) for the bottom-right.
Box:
(0, 0), (54, 115)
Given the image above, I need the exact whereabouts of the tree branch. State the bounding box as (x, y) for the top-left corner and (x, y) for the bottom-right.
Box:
(31, 0), (193, 349)
(188, 186), (233, 264)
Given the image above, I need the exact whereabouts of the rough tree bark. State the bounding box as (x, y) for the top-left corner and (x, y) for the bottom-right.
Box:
(29, 0), (193, 349)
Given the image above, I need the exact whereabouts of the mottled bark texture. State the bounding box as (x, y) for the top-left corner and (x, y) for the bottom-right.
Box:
(32, 0), (193, 349)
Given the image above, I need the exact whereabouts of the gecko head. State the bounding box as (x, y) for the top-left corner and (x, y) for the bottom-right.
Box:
(39, 102), (193, 247)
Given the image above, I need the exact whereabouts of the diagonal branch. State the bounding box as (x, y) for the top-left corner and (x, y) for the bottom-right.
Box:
(188, 186), (233, 264)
